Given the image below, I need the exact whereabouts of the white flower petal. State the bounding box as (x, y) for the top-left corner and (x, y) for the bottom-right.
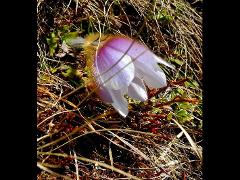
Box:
(108, 89), (128, 117)
(132, 49), (170, 71)
(143, 71), (167, 88)
(132, 52), (168, 88)
(94, 46), (135, 90)
(128, 77), (148, 101)
(136, 67), (167, 88)
(153, 55), (175, 69)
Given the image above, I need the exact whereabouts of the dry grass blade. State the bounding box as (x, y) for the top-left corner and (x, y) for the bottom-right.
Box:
(73, 150), (80, 180)
(109, 131), (150, 161)
(109, 145), (114, 169)
(172, 118), (202, 160)
(37, 162), (74, 180)
(38, 152), (142, 180)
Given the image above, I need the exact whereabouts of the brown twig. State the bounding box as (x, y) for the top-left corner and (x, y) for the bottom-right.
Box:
(156, 95), (198, 108)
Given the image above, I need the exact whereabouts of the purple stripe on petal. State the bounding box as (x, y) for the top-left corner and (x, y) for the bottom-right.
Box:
(128, 77), (148, 101)
(94, 46), (135, 90)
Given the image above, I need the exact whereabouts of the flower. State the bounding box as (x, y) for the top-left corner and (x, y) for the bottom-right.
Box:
(68, 33), (174, 117)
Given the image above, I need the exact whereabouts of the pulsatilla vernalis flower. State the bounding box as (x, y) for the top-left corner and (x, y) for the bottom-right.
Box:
(68, 33), (174, 117)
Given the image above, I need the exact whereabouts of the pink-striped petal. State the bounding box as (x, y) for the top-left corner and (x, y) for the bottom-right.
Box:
(94, 46), (135, 90)
(105, 36), (147, 59)
(105, 36), (174, 68)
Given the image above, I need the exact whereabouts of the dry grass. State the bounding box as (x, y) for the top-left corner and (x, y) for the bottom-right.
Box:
(37, 0), (203, 179)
